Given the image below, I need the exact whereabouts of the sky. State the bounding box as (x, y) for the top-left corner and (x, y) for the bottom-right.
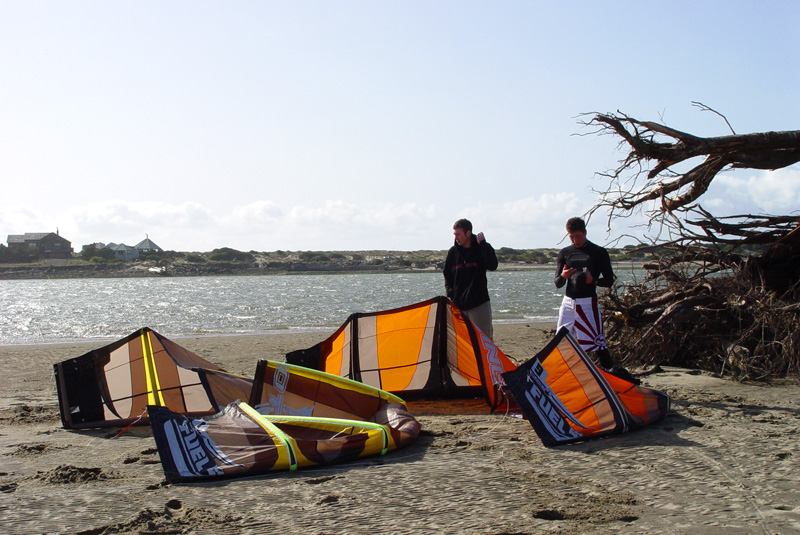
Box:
(2, 1), (799, 253)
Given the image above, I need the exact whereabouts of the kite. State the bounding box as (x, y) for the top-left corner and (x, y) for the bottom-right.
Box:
(286, 296), (517, 410)
(149, 360), (420, 481)
(54, 327), (252, 429)
(502, 327), (670, 446)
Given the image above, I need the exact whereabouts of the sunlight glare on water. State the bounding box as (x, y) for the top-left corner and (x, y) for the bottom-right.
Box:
(0, 269), (642, 345)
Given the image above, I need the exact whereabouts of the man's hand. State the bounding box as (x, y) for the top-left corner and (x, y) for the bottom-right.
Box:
(561, 266), (577, 279)
(475, 232), (485, 244)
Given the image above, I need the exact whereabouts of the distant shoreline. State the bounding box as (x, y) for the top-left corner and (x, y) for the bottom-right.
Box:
(0, 257), (642, 281)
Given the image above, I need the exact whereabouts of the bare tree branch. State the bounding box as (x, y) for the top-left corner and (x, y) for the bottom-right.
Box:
(582, 111), (800, 216)
(584, 107), (800, 378)
(692, 101), (736, 135)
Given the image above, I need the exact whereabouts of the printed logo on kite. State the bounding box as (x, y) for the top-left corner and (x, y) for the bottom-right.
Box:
(160, 418), (231, 478)
(523, 360), (585, 442)
(479, 330), (506, 388)
(259, 363), (314, 416)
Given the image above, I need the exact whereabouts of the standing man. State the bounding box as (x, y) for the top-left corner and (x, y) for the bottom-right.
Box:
(443, 218), (498, 339)
(554, 217), (615, 368)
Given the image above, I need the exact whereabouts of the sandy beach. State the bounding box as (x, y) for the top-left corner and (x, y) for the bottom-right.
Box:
(2, 322), (799, 534)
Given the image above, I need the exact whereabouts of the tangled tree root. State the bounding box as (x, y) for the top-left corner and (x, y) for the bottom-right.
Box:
(602, 254), (800, 380)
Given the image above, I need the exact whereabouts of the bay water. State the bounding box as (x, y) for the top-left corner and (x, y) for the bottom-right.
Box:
(0, 268), (642, 346)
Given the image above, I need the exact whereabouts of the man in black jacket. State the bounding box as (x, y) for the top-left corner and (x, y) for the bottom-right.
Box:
(443, 218), (498, 339)
(554, 217), (615, 368)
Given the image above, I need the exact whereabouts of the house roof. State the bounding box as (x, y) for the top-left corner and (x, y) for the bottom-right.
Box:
(24, 233), (53, 240)
(7, 232), (69, 244)
(135, 237), (163, 251)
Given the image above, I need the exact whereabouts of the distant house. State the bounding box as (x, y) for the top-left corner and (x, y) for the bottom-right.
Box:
(6, 232), (73, 259)
(135, 236), (163, 254)
(108, 243), (139, 262)
(94, 237), (161, 262)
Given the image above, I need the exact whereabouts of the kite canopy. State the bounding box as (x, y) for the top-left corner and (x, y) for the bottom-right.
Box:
(502, 327), (670, 446)
(150, 360), (420, 482)
(53, 327), (252, 429)
(250, 359), (408, 421)
(285, 296), (518, 410)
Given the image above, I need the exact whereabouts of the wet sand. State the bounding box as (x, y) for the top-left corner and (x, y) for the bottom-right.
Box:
(2, 323), (799, 534)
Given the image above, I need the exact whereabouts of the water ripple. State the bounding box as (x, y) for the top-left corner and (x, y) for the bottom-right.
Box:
(0, 269), (642, 345)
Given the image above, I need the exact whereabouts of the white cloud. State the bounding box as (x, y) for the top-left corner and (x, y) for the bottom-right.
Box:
(463, 192), (587, 248)
(0, 206), (43, 234)
(248, 200), (441, 251)
(226, 201), (285, 227)
(1, 188), (696, 253)
(707, 166), (800, 215)
(0, 198), (445, 252)
(61, 201), (214, 250)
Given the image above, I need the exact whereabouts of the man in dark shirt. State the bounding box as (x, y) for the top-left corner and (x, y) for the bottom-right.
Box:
(443, 218), (498, 339)
(554, 217), (615, 368)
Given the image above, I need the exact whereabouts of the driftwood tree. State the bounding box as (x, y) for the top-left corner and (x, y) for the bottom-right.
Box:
(584, 105), (800, 378)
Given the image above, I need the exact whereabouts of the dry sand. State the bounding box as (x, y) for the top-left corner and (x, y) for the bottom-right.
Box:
(1, 323), (799, 535)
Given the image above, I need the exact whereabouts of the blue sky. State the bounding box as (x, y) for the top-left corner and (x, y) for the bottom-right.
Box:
(2, 1), (799, 252)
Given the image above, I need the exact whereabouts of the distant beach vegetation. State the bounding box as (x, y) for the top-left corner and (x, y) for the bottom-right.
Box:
(0, 243), (648, 279)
